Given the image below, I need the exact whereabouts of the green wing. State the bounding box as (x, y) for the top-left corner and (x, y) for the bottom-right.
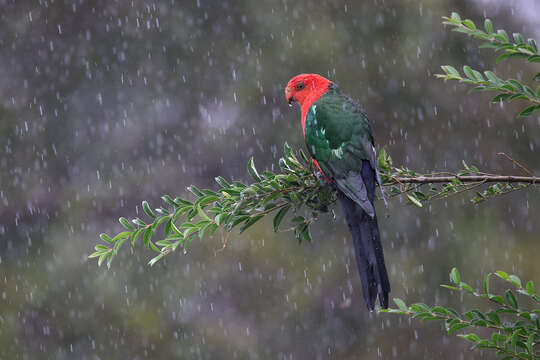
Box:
(305, 89), (383, 216)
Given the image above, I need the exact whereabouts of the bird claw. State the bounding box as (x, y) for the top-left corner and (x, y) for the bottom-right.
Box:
(315, 171), (326, 181)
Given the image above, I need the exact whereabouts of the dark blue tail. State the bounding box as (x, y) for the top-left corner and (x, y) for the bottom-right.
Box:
(338, 161), (390, 310)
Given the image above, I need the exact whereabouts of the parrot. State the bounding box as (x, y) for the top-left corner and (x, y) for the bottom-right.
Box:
(285, 73), (390, 310)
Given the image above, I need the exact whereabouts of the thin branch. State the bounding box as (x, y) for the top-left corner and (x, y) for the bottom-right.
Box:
(496, 152), (534, 177)
(386, 175), (538, 185)
(429, 181), (486, 201)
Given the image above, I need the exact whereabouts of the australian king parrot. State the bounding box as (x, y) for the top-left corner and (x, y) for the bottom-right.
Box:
(285, 73), (390, 310)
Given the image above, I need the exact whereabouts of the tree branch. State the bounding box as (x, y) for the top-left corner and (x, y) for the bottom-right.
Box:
(387, 175), (538, 185)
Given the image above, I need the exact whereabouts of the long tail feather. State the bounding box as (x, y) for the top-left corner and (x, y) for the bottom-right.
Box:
(338, 192), (390, 310)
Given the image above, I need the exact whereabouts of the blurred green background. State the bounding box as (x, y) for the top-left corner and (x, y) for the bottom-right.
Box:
(1, 0), (539, 359)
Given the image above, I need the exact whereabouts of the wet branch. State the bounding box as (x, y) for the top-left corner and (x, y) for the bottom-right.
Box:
(387, 174), (538, 185)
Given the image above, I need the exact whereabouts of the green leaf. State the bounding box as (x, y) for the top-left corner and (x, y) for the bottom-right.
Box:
(196, 203), (211, 221)
(527, 333), (535, 355)
(458, 333), (480, 343)
(119, 217), (135, 230)
(197, 195), (220, 206)
(450, 268), (461, 285)
(525, 280), (535, 295)
(448, 323), (469, 335)
(462, 19), (476, 30)
(273, 205), (290, 232)
(98, 253), (108, 267)
(187, 185), (204, 197)
(174, 197), (193, 206)
(214, 213), (225, 226)
(198, 221), (212, 239)
(470, 69), (484, 82)
(406, 194), (423, 208)
(410, 303), (430, 312)
(534, 72), (540, 81)
(179, 222), (197, 230)
(207, 223), (219, 237)
(507, 79), (524, 92)
(491, 94), (512, 103)
(450, 12), (461, 22)
(430, 306), (449, 316)
(111, 231), (131, 243)
(88, 250), (105, 258)
(143, 228), (153, 249)
(440, 284), (458, 291)
(496, 53), (512, 63)
(510, 330), (519, 353)
(214, 176), (230, 189)
(151, 215), (170, 231)
(289, 192), (302, 206)
(132, 218), (146, 226)
(247, 157), (262, 182)
(149, 240), (160, 253)
(519, 311), (531, 320)
(239, 215), (264, 233)
(462, 65), (476, 80)
(508, 274), (522, 288)
(505, 289), (518, 309)
(483, 71), (499, 85)
(182, 226), (199, 239)
(148, 253), (165, 266)
(518, 105), (540, 118)
(228, 215), (249, 230)
(483, 273), (491, 294)
(486, 311), (500, 325)
(154, 207), (169, 216)
(523, 86), (537, 99)
(301, 225), (312, 243)
(489, 295), (504, 305)
(161, 195), (178, 207)
(262, 192), (281, 207)
(497, 29), (509, 42)
(470, 309), (486, 320)
(131, 228), (143, 246)
(142, 201), (156, 219)
(172, 206), (193, 223)
(495, 270), (509, 280)
(467, 86), (486, 93)
(484, 19), (494, 34)
(393, 298), (408, 312)
(528, 55), (540, 63)
(529, 38), (538, 53)
(441, 65), (460, 77)
(164, 218), (173, 236)
(99, 233), (114, 244)
(298, 149), (310, 164)
(291, 216), (305, 223)
(513, 32), (524, 44)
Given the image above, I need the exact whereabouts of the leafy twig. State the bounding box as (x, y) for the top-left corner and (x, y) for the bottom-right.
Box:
(436, 13), (540, 117)
(90, 146), (538, 267)
(382, 268), (540, 360)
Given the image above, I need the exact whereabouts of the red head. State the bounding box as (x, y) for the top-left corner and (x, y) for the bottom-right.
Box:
(285, 73), (332, 107)
(285, 73), (333, 133)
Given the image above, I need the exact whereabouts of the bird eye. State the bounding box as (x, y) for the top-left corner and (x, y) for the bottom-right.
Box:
(297, 82), (305, 90)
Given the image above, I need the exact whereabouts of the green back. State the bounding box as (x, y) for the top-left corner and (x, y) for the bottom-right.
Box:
(305, 88), (375, 176)
(304, 87), (381, 216)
